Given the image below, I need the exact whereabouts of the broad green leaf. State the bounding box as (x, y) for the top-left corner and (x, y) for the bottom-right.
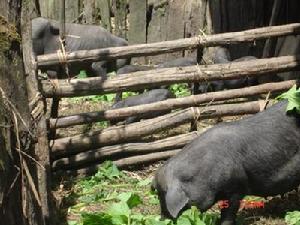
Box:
(176, 216), (192, 225)
(276, 85), (300, 113)
(107, 201), (130, 216)
(285, 211), (300, 225)
(117, 192), (143, 209)
(110, 215), (128, 225)
(81, 213), (113, 225)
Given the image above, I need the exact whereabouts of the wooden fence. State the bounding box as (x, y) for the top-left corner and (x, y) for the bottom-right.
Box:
(33, 23), (300, 177)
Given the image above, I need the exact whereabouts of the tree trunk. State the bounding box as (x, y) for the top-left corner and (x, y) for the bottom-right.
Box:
(0, 1), (52, 225)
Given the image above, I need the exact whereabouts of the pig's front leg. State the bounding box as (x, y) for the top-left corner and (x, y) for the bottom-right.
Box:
(220, 195), (242, 225)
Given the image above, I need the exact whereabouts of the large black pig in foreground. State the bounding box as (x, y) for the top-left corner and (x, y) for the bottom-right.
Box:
(152, 99), (300, 225)
(32, 17), (130, 78)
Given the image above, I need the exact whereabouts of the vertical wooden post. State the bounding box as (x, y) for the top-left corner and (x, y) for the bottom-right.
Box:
(50, 0), (66, 139)
(60, 0), (66, 42)
(21, 1), (55, 224)
(190, 46), (203, 132)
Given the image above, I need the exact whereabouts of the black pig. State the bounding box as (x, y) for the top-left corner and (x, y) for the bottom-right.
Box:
(198, 47), (259, 93)
(152, 99), (300, 225)
(115, 58), (197, 102)
(111, 89), (174, 124)
(32, 17), (130, 78)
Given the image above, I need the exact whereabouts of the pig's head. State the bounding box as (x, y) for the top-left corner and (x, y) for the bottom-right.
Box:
(151, 165), (189, 220)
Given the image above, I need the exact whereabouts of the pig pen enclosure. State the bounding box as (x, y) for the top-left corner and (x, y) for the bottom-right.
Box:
(26, 1), (300, 225)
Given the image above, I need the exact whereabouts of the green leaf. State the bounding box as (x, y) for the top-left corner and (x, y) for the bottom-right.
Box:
(276, 85), (300, 114)
(117, 192), (142, 209)
(145, 217), (173, 225)
(81, 213), (113, 225)
(68, 221), (79, 225)
(107, 201), (130, 216)
(78, 70), (88, 78)
(285, 211), (300, 225)
(176, 216), (192, 225)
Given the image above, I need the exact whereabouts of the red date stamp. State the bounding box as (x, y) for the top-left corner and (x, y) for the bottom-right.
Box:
(218, 200), (265, 210)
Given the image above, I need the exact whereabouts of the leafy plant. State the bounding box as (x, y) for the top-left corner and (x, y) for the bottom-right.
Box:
(67, 161), (219, 225)
(276, 84), (300, 114)
(78, 70), (88, 78)
(169, 83), (191, 97)
(285, 211), (300, 225)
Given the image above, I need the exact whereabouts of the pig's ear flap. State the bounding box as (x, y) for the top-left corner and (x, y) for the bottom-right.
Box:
(49, 23), (60, 35)
(165, 181), (189, 218)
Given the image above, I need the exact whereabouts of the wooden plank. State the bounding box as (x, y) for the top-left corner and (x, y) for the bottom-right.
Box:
(47, 0), (60, 19)
(38, 0), (48, 18)
(113, 0), (127, 38)
(184, 0), (208, 58)
(128, 0), (147, 63)
(147, 0), (168, 64)
(65, 0), (80, 22)
(128, 0), (147, 45)
(83, 0), (95, 24)
(95, 0), (112, 32)
(165, 0), (186, 60)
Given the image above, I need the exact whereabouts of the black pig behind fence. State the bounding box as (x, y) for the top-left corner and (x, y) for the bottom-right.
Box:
(110, 88), (175, 125)
(152, 99), (300, 225)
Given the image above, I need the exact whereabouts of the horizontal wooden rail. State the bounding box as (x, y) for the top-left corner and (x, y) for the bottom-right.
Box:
(54, 149), (181, 177)
(41, 55), (300, 98)
(50, 100), (265, 154)
(52, 131), (200, 169)
(37, 23), (300, 66)
(48, 80), (296, 129)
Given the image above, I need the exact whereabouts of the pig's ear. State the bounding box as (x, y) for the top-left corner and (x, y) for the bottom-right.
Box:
(165, 181), (189, 218)
(49, 23), (60, 35)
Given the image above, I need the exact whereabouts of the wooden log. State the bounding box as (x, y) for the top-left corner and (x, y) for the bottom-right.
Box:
(36, 23), (300, 66)
(52, 131), (200, 169)
(54, 149), (181, 177)
(50, 100), (264, 153)
(114, 149), (181, 168)
(21, 3), (53, 223)
(41, 55), (300, 98)
(48, 80), (295, 129)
